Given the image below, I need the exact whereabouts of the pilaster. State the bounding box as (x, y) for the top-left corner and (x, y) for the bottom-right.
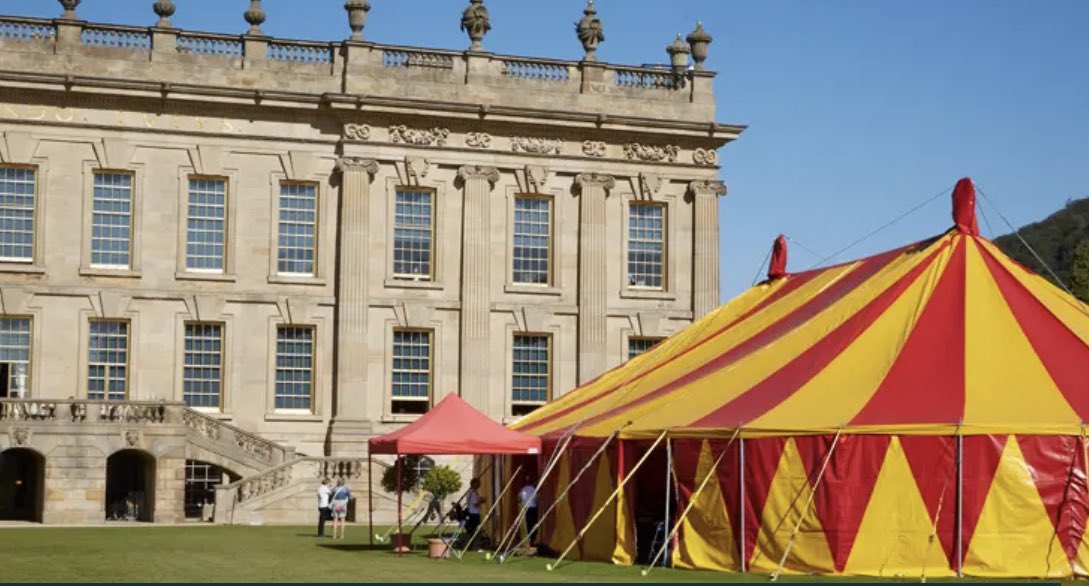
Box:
(689, 179), (727, 318)
(330, 157), (378, 456)
(457, 165), (500, 412)
(575, 173), (615, 383)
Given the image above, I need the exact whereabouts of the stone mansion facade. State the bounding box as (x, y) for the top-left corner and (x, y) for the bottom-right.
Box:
(0, 0), (740, 524)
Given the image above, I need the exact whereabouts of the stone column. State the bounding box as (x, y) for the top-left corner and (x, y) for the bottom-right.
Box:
(689, 180), (727, 318)
(457, 166), (500, 412)
(575, 173), (615, 384)
(330, 157), (378, 457)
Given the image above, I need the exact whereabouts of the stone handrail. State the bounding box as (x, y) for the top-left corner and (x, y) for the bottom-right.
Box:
(0, 398), (176, 424)
(81, 23), (151, 51)
(499, 56), (572, 83)
(175, 31), (243, 58)
(612, 65), (679, 90)
(381, 46), (456, 70)
(182, 408), (293, 466)
(268, 39), (335, 65)
(0, 16), (55, 42)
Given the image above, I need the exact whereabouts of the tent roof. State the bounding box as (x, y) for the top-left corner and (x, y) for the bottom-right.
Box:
(368, 394), (541, 455)
(513, 178), (1089, 439)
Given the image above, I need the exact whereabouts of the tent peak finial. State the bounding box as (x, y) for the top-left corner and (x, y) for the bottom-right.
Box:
(768, 234), (788, 280)
(952, 177), (980, 236)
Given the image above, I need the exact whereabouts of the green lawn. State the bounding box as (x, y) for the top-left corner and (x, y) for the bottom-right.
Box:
(0, 525), (1058, 583)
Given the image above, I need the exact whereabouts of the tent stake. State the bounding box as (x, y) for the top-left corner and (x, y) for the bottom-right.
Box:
(770, 429), (842, 582)
(548, 430), (669, 572)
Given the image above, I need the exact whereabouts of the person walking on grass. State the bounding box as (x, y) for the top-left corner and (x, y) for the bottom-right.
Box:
(464, 478), (484, 547)
(330, 477), (352, 540)
(316, 477), (331, 537)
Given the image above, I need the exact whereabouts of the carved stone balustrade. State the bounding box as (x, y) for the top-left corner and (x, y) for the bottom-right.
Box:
(0, 398), (177, 424)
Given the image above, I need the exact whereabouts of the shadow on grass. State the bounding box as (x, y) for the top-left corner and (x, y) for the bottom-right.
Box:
(316, 543), (398, 552)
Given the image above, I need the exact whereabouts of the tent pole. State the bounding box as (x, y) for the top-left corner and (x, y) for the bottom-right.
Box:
(663, 437), (672, 569)
(738, 436), (746, 574)
(368, 453), (374, 547)
(397, 455), (403, 557)
(454, 464), (522, 560)
(955, 434), (963, 578)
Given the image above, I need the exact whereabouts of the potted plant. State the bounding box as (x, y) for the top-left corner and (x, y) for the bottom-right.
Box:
(381, 455), (423, 552)
(421, 465), (463, 559)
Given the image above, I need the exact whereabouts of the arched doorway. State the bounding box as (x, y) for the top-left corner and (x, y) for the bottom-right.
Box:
(105, 450), (155, 522)
(184, 460), (236, 520)
(0, 448), (44, 522)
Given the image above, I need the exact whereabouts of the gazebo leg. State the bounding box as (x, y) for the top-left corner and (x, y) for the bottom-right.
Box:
(397, 456), (403, 557)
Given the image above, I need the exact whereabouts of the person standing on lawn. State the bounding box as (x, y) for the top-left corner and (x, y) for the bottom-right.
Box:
(316, 477), (331, 537)
(464, 478), (484, 546)
(518, 475), (538, 546)
(330, 477), (352, 540)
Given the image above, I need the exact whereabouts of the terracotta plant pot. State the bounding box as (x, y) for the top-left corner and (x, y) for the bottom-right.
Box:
(427, 537), (452, 559)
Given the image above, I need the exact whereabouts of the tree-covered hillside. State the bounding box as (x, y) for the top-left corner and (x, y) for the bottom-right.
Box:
(993, 198), (1089, 302)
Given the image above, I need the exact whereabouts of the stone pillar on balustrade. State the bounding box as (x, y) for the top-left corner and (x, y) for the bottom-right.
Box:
(329, 157), (379, 457)
(575, 173), (615, 384)
(689, 179), (727, 318)
(457, 165), (500, 414)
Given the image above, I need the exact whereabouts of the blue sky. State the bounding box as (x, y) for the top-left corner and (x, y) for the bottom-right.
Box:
(9, 0), (1089, 300)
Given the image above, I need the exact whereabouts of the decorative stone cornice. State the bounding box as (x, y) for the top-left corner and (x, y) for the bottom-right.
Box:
(389, 125), (450, 146)
(458, 165), (500, 184)
(582, 140), (607, 157)
(343, 123), (370, 141)
(575, 173), (615, 193)
(623, 143), (679, 163)
(511, 136), (563, 155)
(688, 179), (727, 197)
(465, 132), (492, 149)
(693, 147), (718, 166)
(335, 157), (379, 175)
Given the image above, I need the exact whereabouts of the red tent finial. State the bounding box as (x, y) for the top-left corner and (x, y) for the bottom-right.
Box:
(768, 234), (788, 280)
(952, 177), (980, 236)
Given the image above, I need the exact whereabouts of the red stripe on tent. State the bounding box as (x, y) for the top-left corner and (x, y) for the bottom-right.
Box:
(977, 243), (1089, 420)
(794, 435), (891, 572)
(671, 439), (743, 559)
(693, 242), (949, 428)
(851, 237), (967, 425)
(1015, 435), (1089, 564)
(743, 437), (788, 565)
(521, 243), (923, 434)
(959, 435), (1008, 566)
(899, 436), (957, 568)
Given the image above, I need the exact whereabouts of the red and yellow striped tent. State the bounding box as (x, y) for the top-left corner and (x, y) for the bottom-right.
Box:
(489, 178), (1089, 578)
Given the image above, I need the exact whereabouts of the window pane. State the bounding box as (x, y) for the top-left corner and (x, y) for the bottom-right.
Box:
(513, 197), (551, 285)
(90, 172), (133, 268)
(0, 317), (31, 397)
(186, 178), (226, 271)
(628, 337), (664, 361)
(183, 323), (222, 409)
(277, 183), (317, 276)
(512, 334), (550, 415)
(628, 204), (666, 289)
(392, 190), (433, 280)
(0, 167), (35, 262)
(88, 320), (128, 401)
(274, 326), (313, 411)
(391, 330), (431, 410)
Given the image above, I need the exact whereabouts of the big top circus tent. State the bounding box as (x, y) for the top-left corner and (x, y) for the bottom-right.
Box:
(483, 178), (1089, 578)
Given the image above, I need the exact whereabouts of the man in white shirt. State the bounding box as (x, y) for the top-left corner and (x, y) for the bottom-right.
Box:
(518, 475), (539, 545)
(464, 478), (484, 546)
(316, 477), (331, 537)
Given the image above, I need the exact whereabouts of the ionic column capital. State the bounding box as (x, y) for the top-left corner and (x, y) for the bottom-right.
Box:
(335, 157), (379, 175)
(688, 179), (728, 197)
(457, 165), (500, 184)
(574, 173), (616, 193)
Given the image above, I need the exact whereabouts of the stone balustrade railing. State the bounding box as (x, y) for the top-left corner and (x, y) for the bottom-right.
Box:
(182, 408), (293, 466)
(0, 398), (176, 424)
(499, 57), (572, 83)
(0, 16), (54, 42)
(175, 31), (243, 58)
(268, 40), (335, 65)
(613, 65), (678, 90)
(81, 23), (151, 51)
(381, 46), (457, 70)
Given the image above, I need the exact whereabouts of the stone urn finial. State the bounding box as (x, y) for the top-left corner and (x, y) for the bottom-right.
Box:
(666, 34), (691, 73)
(686, 21), (713, 70)
(58, 0), (81, 20)
(576, 0), (605, 62)
(153, 0), (176, 28)
(460, 0), (491, 52)
(344, 0), (371, 41)
(244, 0), (266, 36)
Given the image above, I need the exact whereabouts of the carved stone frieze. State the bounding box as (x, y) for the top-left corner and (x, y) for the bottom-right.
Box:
(335, 157), (379, 175)
(510, 136), (563, 155)
(465, 131), (492, 149)
(623, 143), (679, 162)
(582, 140), (607, 157)
(343, 123), (371, 141)
(237, 434), (275, 463)
(389, 125), (449, 146)
(693, 148), (719, 166)
(182, 409), (221, 441)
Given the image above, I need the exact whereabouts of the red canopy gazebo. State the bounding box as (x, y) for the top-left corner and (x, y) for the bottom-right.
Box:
(367, 394), (541, 551)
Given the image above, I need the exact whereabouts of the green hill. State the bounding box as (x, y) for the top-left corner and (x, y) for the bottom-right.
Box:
(993, 198), (1089, 301)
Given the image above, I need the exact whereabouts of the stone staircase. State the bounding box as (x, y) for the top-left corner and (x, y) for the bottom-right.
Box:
(181, 409), (295, 479)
